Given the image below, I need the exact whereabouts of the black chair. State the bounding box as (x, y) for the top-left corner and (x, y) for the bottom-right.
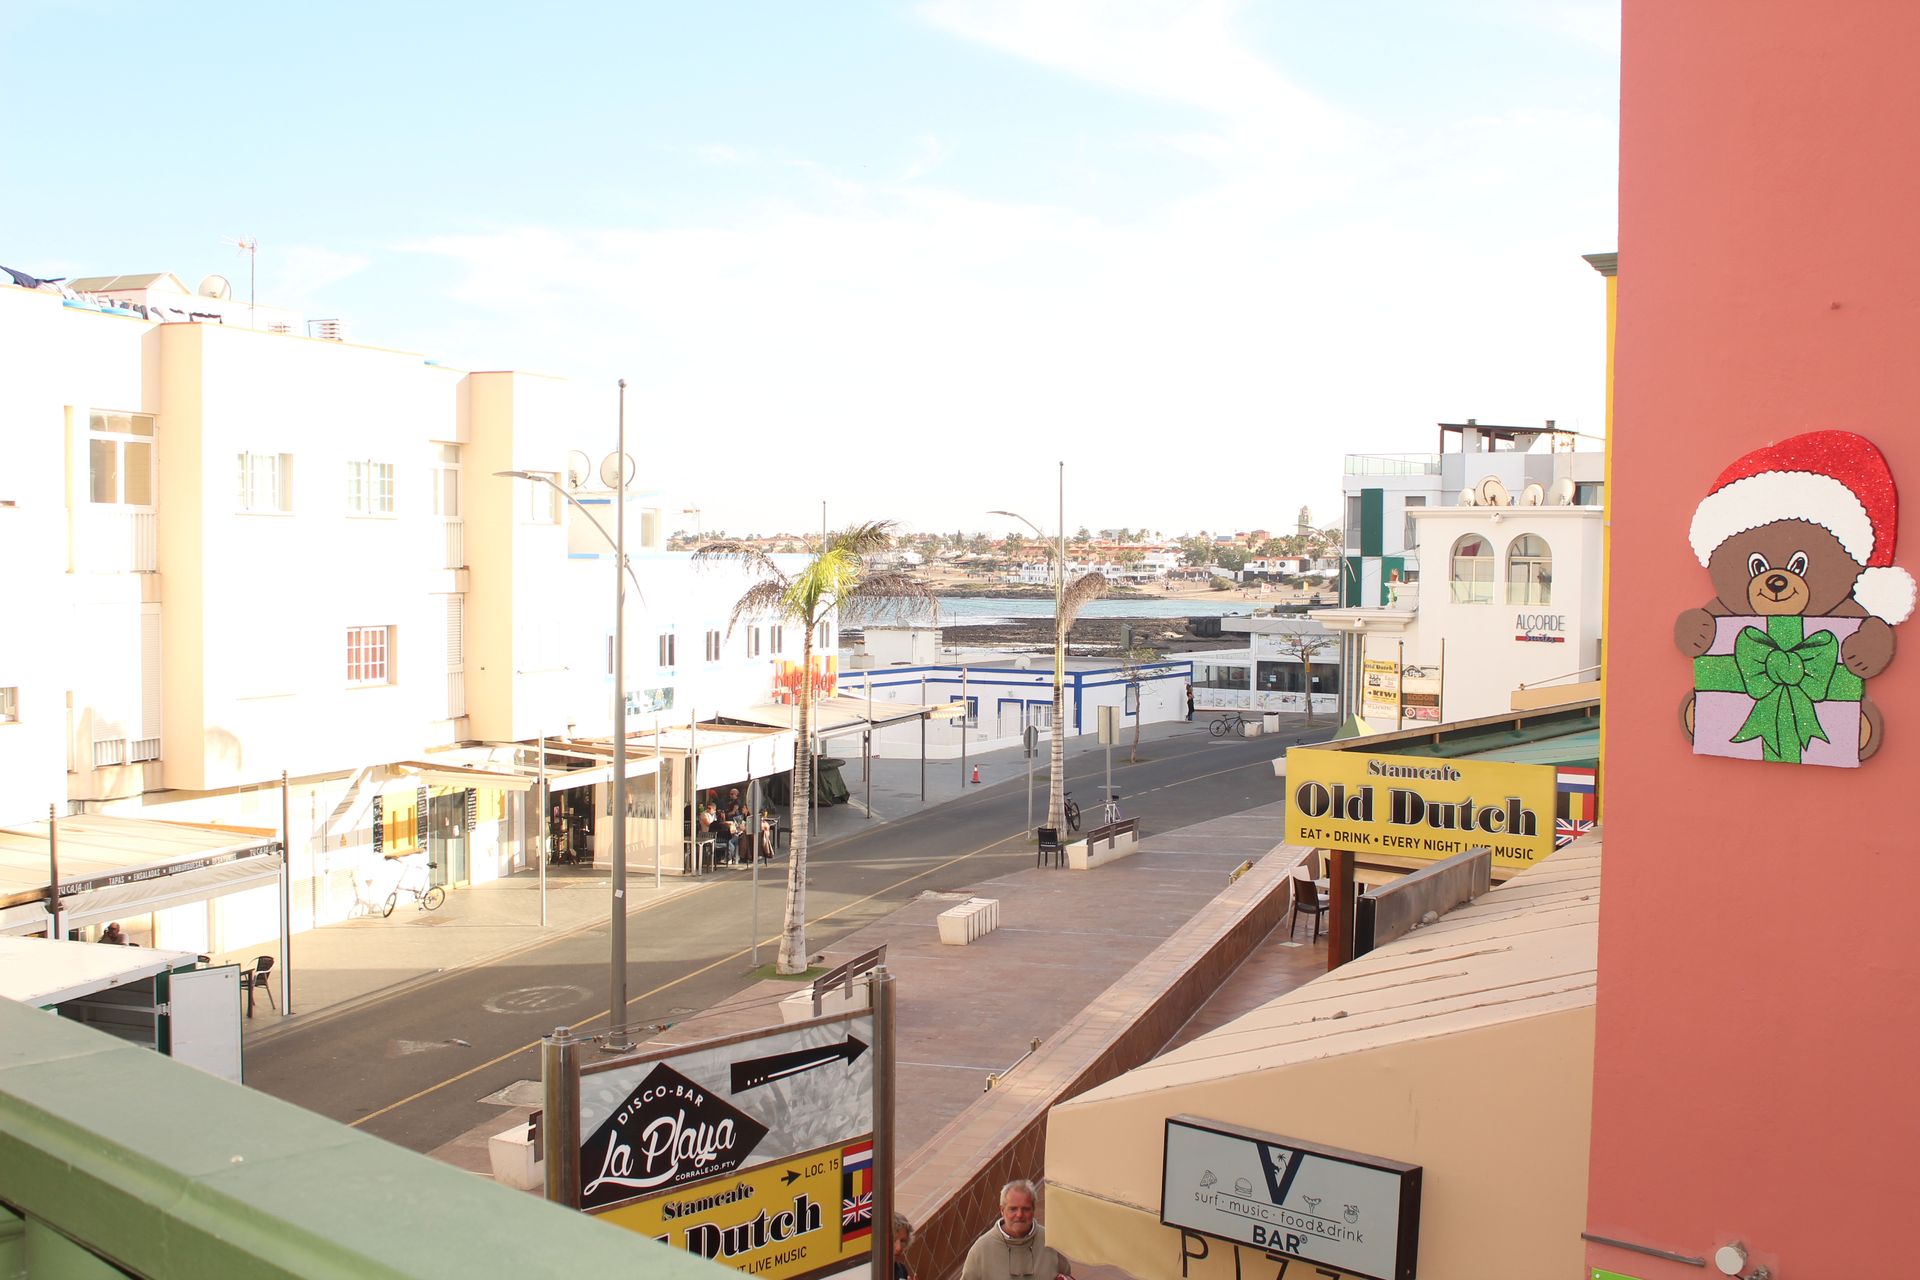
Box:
(242, 955), (276, 1017)
(1037, 826), (1064, 868)
(1290, 875), (1329, 942)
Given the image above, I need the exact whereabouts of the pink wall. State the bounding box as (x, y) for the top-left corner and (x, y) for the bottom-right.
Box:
(1590, 3), (1920, 1276)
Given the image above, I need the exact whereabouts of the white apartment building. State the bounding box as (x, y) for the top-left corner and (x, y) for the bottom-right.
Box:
(0, 274), (825, 954)
(1319, 421), (1605, 729)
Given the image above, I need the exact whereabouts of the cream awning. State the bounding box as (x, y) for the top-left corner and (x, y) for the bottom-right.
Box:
(0, 816), (283, 931)
(723, 695), (963, 741)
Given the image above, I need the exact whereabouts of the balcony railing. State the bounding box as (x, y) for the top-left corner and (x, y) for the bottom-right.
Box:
(76, 509), (158, 573)
(445, 671), (466, 720)
(1344, 453), (1441, 477)
(442, 519), (465, 569)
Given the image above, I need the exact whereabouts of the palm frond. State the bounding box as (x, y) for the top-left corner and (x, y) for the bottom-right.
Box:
(826, 520), (898, 560)
(693, 539), (785, 581)
(1059, 571), (1108, 628)
(839, 571), (938, 626)
(723, 578), (798, 634)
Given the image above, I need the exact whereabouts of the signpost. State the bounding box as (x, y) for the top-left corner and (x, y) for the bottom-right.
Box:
(543, 967), (898, 1280)
(1160, 1116), (1421, 1280)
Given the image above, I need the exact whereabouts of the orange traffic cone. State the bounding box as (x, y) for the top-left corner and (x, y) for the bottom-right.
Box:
(971, 766), (982, 784)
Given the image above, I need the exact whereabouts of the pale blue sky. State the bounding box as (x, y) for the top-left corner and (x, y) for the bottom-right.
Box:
(3, 1), (1619, 538)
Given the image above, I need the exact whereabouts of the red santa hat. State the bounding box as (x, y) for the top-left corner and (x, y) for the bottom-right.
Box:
(1688, 429), (1915, 623)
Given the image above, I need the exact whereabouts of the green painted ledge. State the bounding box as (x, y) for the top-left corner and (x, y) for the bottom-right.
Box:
(0, 998), (728, 1278)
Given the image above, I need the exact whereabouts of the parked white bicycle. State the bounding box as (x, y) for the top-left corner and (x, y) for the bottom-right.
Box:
(383, 857), (445, 917)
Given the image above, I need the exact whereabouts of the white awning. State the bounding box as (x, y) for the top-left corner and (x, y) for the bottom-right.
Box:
(0, 815), (283, 928)
(723, 696), (961, 741)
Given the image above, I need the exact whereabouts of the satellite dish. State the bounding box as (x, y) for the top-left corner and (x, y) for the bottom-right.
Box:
(564, 449), (592, 490)
(1520, 481), (1546, 507)
(1549, 476), (1577, 506)
(1458, 488), (1480, 507)
(197, 274), (232, 300)
(599, 451), (636, 488)
(1477, 475), (1510, 508)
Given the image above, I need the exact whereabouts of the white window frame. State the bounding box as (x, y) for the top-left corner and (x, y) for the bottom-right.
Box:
(0, 686), (16, 723)
(432, 444), (461, 518)
(1450, 534), (1495, 605)
(87, 411), (156, 508)
(521, 474), (560, 524)
(749, 627), (763, 658)
(770, 625), (784, 655)
(817, 621), (832, 650)
(346, 626), (393, 686)
(657, 633), (676, 668)
(347, 459), (396, 515)
(704, 630), (722, 662)
(238, 452), (293, 513)
(1505, 534), (1553, 606)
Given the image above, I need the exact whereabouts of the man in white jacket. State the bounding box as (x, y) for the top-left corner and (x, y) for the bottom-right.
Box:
(960, 1180), (1072, 1280)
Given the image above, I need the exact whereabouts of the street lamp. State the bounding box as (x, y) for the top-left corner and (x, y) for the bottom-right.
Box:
(992, 460), (1067, 831)
(495, 379), (638, 1052)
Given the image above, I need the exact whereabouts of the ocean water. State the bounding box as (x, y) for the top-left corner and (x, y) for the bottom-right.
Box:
(928, 596), (1261, 625)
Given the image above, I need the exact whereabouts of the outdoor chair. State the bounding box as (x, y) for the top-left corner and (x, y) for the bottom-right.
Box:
(1290, 875), (1329, 942)
(1037, 826), (1064, 869)
(242, 955), (276, 1016)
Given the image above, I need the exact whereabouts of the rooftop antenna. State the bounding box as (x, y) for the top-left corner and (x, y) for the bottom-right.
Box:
(222, 235), (258, 328)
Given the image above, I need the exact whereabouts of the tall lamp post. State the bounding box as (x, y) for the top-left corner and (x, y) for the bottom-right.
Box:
(496, 380), (639, 1051)
(991, 460), (1067, 830)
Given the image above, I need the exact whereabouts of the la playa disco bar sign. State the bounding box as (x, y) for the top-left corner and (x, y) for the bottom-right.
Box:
(1284, 748), (1559, 872)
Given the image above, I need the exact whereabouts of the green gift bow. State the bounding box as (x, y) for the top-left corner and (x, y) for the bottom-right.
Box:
(1727, 624), (1838, 761)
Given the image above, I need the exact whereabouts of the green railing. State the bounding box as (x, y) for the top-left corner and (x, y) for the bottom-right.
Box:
(0, 998), (728, 1279)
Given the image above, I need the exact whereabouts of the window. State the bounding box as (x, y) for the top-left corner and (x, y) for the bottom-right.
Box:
(1344, 495), (1363, 549)
(1402, 495), (1426, 548)
(88, 412), (155, 507)
(347, 460), (395, 514)
(1194, 664), (1249, 690)
(749, 627), (763, 658)
(962, 696), (979, 728)
(1575, 481), (1604, 506)
(657, 633), (677, 667)
(770, 626), (784, 655)
(238, 452), (292, 513)
(522, 474), (559, 524)
(704, 629), (722, 662)
(0, 686), (16, 722)
(1506, 534), (1553, 605)
(346, 626), (392, 685)
(432, 444), (461, 518)
(1450, 534), (1494, 604)
(817, 621), (833, 650)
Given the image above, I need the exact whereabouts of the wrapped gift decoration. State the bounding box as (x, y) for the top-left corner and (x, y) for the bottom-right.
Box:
(1693, 615), (1865, 766)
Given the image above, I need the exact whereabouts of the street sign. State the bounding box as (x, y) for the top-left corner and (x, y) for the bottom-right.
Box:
(1024, 725), (1038, 758)
(1160, 1116), (1421, 1280)
(1097, 704), (1118, 745)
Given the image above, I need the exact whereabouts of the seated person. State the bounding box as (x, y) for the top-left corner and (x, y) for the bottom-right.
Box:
(707, 809), (735, 863)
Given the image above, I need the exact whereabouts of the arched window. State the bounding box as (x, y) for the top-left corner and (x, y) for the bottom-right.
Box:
(1450, 534), (1494, 604)
(1506, 534), (1552, 605)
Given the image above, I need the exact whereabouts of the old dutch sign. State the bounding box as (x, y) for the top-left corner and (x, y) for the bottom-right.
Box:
(574, 1013), (876, 1280)
(1284, 747), (1560, 873)
(1161, 1116), (1421, 1280)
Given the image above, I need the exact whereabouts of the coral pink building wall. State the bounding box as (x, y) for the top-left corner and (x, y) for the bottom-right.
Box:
(1591, 3), (1920, 1276)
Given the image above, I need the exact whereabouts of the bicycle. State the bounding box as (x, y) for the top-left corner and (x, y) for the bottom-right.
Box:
(1096, 792), (1122, 826)
(1209, 711), (1250, 738)
(1062, 793), (1082, 833)
(383, 860), (446, 917)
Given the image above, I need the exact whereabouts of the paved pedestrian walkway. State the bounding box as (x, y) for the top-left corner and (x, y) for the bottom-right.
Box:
(222, 714), (1299, 1043)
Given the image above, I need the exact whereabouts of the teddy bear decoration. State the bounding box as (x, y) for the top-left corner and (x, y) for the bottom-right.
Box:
(1676, 430), (1914, 766)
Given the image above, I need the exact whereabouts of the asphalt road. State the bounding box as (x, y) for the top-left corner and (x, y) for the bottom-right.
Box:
(244, 720), (1327, 1154)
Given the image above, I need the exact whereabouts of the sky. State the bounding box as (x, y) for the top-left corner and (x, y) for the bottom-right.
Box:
(2, 0), (1618, 541)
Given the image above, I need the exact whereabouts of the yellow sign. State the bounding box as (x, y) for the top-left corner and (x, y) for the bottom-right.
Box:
(1361, 658), (1399, 717)
(597, 1142), (870, 1280)
(1284, 747), (1556, 872)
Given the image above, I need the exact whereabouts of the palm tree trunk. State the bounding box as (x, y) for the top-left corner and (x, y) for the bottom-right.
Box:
(1301, 655), (1314, 725)
(1048, 635), (1066, 832)
(779, 630), (814, 973)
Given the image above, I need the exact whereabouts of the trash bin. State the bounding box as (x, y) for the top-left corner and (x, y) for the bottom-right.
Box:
(1263, 712), (1281, 733)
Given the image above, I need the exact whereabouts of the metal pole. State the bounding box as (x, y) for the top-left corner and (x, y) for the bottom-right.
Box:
(868, 964), (898, 1280)
(1397, 640), (1405, 732)
(1026, 729), (1034, 835)
(750, 772), (762, 968)
(1439, 637), (1447, 722)
(538, 735), (549, 928)
(863, 729), (871, 819)
(653, 714), (663, 891)
(46, 804), (60, 940)
(279, 771), (292, 1014)
(960, 665), (969, 785)
(608, 378), (633, 1052)
(541, 1026), (584, 1207)
(919, 674), (927, 802)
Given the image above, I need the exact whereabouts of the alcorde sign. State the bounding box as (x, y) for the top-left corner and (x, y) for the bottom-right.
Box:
(1283, 747), (1557, 872)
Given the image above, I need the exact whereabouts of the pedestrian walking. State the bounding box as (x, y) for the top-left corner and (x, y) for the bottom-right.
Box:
(1185, 682), (1195, 721)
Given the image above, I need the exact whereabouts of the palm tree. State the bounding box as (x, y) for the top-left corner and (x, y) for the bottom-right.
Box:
(696, 520), (932, 974)
(1048, 570), (1108, 832)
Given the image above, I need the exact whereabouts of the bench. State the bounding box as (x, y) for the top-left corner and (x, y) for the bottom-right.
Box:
(937, 897), (1001, 945)
(1066, 818), (1142, 871)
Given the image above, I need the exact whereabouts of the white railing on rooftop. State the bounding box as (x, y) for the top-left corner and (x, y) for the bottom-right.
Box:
(1344, 454), (1441, 476)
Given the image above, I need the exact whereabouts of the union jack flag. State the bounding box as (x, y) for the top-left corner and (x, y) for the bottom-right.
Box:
(1554, 768), (1599, 848)
(842, 1191), (874, 1230)
(1556, 816), (1595, 846)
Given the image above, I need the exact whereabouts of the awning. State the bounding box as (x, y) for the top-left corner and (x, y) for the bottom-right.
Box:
(0, 936), (201, 1007)
(723, 695), (963, 742)
(0, 816), (283, 932)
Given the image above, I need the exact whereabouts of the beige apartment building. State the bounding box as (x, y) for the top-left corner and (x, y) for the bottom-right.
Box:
(0, 277), (689, 954)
